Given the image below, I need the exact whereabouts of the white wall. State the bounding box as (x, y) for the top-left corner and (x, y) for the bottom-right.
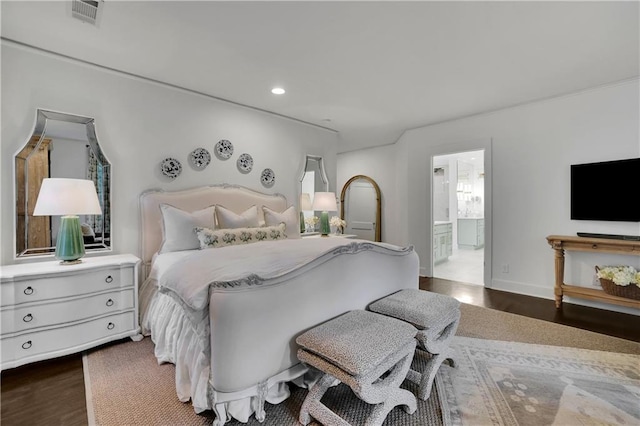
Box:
(337, 144), (400, 245)
(1, 42), (338, 264)
(339, 79), (640, 314)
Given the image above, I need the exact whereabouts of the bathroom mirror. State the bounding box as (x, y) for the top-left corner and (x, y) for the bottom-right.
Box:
(15, 109), (111, 258)
(340, 175), (381, 242)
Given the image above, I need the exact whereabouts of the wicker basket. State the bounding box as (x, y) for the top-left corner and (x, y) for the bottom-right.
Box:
(595, 266), (640, 300)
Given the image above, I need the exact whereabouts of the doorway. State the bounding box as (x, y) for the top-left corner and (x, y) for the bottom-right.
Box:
(432, 150), (485, 286)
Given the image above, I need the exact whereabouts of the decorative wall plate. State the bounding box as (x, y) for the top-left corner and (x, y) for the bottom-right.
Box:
(190, 148), (211, 169)
(237, 153), (253, 173)
(160, 157), (182, 179)
(215, 139), (234, 159)
(260, 168), (275, 186)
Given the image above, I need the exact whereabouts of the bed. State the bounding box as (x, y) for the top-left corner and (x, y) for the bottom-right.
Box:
(138, 184), (419, 425)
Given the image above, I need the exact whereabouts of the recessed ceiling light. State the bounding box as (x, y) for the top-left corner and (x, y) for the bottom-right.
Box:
(271, 87), (285, 95)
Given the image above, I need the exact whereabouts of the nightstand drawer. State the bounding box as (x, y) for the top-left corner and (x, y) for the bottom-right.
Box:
(1, 311), (136, 367)
(3, 265), (135, 307)
(1, 289), (135, 335)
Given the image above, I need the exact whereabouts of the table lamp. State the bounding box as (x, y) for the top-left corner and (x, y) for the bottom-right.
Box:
(312, 192), (337, 236)
(300, 193), (312, 233)
(33, 178), (102, 264)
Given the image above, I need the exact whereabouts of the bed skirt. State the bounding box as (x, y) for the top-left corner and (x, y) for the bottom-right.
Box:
(140, 286), (307, 423)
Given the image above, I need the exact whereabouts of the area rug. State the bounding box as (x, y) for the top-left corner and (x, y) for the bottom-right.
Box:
(437, 336), (640, 425)
(84, 304), (640, 425)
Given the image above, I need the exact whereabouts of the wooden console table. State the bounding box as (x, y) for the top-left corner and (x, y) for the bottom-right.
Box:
(547, 235), (640, 309)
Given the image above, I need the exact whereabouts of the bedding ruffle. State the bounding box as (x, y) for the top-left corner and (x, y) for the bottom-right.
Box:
(141, 285), (296, 421)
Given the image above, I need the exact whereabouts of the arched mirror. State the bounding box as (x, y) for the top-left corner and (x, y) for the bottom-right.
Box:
(340, 175), (381, 242)
(15, 109), (111, 258)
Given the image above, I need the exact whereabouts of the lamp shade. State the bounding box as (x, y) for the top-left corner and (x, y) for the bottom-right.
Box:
(34, 178), (102, 216)
(311, 192), (337, 212)
(300, 193), (312, 211)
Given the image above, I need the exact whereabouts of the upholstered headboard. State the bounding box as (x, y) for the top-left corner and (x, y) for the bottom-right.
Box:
(139, 184), (288, 278)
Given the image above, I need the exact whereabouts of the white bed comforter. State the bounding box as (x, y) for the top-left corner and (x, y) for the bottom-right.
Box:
(155, 237), (400, 310)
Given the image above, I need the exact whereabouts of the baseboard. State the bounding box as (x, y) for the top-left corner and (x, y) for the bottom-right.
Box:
(490, 279), (554, 300)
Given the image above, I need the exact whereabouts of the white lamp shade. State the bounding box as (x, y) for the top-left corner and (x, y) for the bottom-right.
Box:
(300, 193), (312, 211)
(33, 178), (102, 216)
(312, 192), (337, 211)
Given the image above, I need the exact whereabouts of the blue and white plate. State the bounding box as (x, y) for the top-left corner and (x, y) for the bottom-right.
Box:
(237, 153), (253, 173)
(261, 168), (275, 186)
(160, 157), (182, 179)
(190, 148), (211, 169)
(215, 139), (234, 159)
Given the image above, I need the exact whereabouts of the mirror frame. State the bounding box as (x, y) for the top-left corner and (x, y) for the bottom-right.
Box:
(340, 175), (382, 242)
(298, 154), (329, 192)
(14, 109), (112, 258)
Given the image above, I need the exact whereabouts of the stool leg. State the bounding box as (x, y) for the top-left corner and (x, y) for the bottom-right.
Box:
(354, 342), (418, 426)
(411, 314), (460, 401)
(366, 387), (417, 426)
(417, 347), (455, 400)
(299, 372), (349, 426)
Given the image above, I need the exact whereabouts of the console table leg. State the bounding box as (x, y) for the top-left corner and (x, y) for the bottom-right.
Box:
(553, 248), (565, 308)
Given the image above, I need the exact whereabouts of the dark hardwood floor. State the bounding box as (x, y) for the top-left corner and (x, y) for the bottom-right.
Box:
(2, 277), (639, 425)
(419, 277), (640, 343)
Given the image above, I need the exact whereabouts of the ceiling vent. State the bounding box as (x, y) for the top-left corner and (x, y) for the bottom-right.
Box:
(71, 0), (101, 25)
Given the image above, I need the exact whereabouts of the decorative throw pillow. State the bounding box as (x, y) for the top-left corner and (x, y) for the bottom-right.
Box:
(215, 205), (259, 229)
(195, 223), (287, 249)
(262, 205), (300, 239)
(159, 204), (216, 253)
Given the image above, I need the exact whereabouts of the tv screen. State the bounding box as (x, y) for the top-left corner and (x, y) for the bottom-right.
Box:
(571, 158), (640, 222)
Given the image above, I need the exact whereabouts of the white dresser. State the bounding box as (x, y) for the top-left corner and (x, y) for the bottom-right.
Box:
(0, 254), (141, 370)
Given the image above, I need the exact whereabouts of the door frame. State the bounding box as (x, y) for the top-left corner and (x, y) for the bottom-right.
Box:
(427, 139), (492, 288)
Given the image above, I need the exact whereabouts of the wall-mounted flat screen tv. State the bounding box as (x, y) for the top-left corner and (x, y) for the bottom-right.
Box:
(571, 158), (640, 222)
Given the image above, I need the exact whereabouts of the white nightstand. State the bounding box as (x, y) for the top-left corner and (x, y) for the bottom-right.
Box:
(0, 254), (141, 370)
(301, 233), (358, 239)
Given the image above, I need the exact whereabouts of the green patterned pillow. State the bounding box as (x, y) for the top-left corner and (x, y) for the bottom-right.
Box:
(194, 223), (287, 249)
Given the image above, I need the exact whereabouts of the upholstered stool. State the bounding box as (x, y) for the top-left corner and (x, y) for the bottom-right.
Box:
(369, 289), (460, 400)
(296, 310), (418, 426)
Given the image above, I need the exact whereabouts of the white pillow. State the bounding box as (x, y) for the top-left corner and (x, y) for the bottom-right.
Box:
(263, 205), (300, 239)
(215, 205), (259, 229)
(195, 223), (287, 249)
(159, 204), (216, 253)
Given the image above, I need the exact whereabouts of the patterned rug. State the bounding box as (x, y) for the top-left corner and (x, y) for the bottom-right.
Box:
(84, 335), (640, 425)
(438, 336), (640, 425)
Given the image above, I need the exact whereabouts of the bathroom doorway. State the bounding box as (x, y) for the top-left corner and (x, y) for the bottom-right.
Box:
(432, 150), (485, 286)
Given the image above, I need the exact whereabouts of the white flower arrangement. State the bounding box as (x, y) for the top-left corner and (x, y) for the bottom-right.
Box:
(304, 216), (319, 226)
(596, 265), (640, 287)
(330, 216), (346, 228)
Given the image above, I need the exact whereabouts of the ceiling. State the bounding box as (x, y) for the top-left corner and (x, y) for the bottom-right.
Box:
(2, 1), (639, 153)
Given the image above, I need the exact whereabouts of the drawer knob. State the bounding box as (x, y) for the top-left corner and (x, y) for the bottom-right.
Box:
(107, 322), (115, 330)
(23, 313), (33, 322)
(105, 275), (114, 283)
(22, 340), (32, 350)
(106, 299), (114, 307)
(23, 286), (34, 295)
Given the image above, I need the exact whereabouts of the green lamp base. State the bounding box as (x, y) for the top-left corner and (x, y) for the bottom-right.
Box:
(56, 216), (85, 264)
(319, 211), (330, 236)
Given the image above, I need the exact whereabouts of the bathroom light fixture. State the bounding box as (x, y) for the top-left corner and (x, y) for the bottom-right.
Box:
(271, 87), (285, 95)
